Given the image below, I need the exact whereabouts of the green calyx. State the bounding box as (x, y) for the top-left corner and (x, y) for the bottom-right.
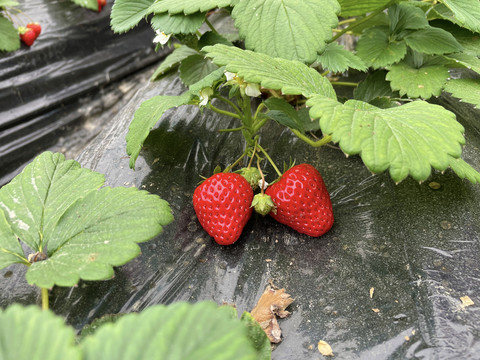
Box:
(251, 193), (276, 216)
(238, 167), (262, 190)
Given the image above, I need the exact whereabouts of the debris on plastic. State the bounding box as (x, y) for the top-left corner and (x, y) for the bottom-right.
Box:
(460, 296), (474, 308)
(317, 340), (334, 357)
(369, 287), (374, 298)
(250, 284), (294, 343)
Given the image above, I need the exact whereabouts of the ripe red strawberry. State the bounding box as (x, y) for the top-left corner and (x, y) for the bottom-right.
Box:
(265, 164), (334, 237)
(97, 0), (107, 11)
(26, 22), (42, 37)
(18, 27), (36, 47)
(193, 172), (254, 245)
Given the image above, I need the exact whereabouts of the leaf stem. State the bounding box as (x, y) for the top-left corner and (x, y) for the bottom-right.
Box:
(205, 18), (219, 34)
(207, 103), (241, 119)
(224, 149), (249, 173)
(252, 117), (269, 134)
(213, 96), (243, 116)
(331, 81), (358, 87)
(41, 288), (49, 311)
(218, 126), (244, 132)
(338, 18), (358, 26)
(257, 143), (282, 177)
(331, 0), (397, 42)
(253, 103), (266, 123)
(291, 129), (332, 147)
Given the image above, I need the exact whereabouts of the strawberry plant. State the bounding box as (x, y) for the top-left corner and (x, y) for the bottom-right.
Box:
(109, 0), (480, 184)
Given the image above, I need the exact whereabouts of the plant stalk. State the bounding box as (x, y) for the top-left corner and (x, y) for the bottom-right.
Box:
(291, 129), (332, 147)
(257, 144), (282, 177)
(41, 288), (49, 311)
(207, 103), (241, 119)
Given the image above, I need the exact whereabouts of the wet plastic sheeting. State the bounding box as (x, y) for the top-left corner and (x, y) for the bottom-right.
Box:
(0, 0), (168, 186)
(2, 71), (480, 359)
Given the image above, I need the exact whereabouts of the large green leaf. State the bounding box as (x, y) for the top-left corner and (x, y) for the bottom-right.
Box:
(444, 52), (480, 75)
(0, 305), (81, 360)
(189, 66), (226, 94)
(0, 210), (26, 269)
(0, 152), (173, 288)
(389, 3), (429, 34)
(204, 44), (336, 98)
(307, 97), (466, 183)
(404, 26), (463, 55)
(317, 43), (367, 73)
(356, 27), (407, 69)
(437, 0), (480, 33)
(179, 55), (219, 86)
(149, 0), (232, 15)
(0, 15), (20, 52)
(434, 22), (480, 56)
(151, 12), (205, 34)
(0, 152), (104, 252)
(151, 46), (199, 81)
(0, 1), (20, 6)
(337, 0), (391, 17)
(81, 302), (260, 360)
(240, 312), (272, 360)
(111, 0), (156, 33)
(231, 0), (340, 64)
(386, 62), (449, 99)
(27, 186), (173, 288)
(126, 92), (194, 168)
(443, 78), (480, 109)
(70, 0), (97, 11)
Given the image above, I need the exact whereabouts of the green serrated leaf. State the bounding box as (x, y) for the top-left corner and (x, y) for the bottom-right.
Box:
(404, 26), (463, 55)
(232, 0), (340, 64)
(70, 0), (97, 11)
(437, 0), (480, 33)
(431, 21), (480, 56)
(307, 96), (465, 183)
(0, 305), (81, 360)
(298, 107), (320, 132)
(111, 0), (156, 33)
(151, 12), (205, 34)
(389, 3), (429, 34)
(189, 66), (226, 94)
(26, 185), (173, 288)
(317, 43), (367, 73)
(0, 152), (104, 252)
(444, 78), (480, 109)
(449, 156), (480, 184)
(265, 97), (305, 132)
(179, 55), (219, 86)
(0, 15), (20, 52)
(444, 52), (480, 75)
(149, 0), (232, 15)
(356, 27), (407, 69)
(240, 312), (271, 360)
(81, 302), (258, 360)
(204, 44), (336, 98)
(354, 70), (399, 102)
(151, 46), (199, 81)
(338, 0), (391, 17)
(126, 92), (193, 168)
(386, 62), (449, 99)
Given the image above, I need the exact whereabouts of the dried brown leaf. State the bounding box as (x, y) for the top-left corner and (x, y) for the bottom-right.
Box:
(250, 285), (294, 343)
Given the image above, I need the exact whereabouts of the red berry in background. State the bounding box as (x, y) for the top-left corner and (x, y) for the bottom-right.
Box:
(193, 172), (254, 245)
(26, 22), (42, 37)
(266, 164), (334, 237)
(18, 27), (37, 47)
(97, 0), (107, 11)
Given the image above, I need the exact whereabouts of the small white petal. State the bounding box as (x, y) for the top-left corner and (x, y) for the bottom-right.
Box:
(199, 88), (213, 106)
(245, 83), (261, 97)
(153, 31), (171, 45)
(225, 71), (236, 81)
(258, 179), (268, 190)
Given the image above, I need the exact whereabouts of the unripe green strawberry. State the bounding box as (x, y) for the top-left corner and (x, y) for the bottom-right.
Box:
(238, 167), (262, 189)
(251, 193), (276, 216)
(265, 164), (333, 237)
(193, 172), (254, 245)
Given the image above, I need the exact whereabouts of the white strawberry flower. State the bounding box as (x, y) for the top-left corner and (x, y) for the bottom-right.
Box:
(153, 30), (171, 45)
(225, 71), (236, 81)
(258, 178), (269, 190)
(199, 87), (213, 106)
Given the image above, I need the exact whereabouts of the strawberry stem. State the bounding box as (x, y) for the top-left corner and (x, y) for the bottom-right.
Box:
(213, 95), (242, 116)
(207, 103), (241, 119)
(247, 143), (257, 169)
(257, 143), (282, 177)
(223, 148), (249, 173)
(291, 129), (332, 147)
(257, 157), (266, 195)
